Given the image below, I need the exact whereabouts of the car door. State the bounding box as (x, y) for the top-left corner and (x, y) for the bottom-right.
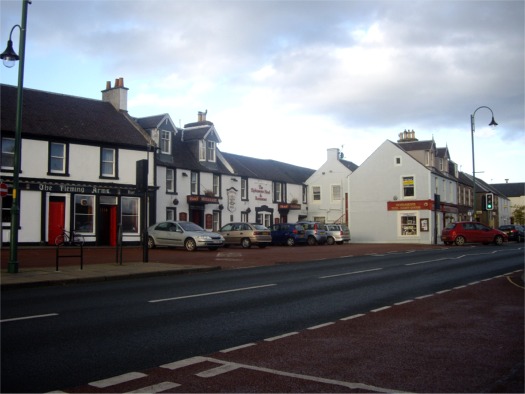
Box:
(475, 223), (493, 243)
(270, 224), (283, 244)
(170, 223), (185, 247)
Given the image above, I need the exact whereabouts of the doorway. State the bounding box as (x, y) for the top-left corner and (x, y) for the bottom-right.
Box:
(99, 197), (118, 246)
(48, 197), (65, 245)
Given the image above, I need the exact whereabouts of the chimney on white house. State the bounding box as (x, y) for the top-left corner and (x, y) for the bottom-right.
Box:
(327, 148), (340, 161)
(102, 77), (128, 111)
(197, 109), (208, 122)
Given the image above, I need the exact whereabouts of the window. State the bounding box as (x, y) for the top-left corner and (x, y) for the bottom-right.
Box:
(400, 213), (418, 236)
(1, 187), (12, 223)
(213, 211), (221, 231)
(166, 207), (176, 221)
(213, 174), (220, 196)
(74, 195), (94, 233)
(302, 185), (308, 203)
(331, 185), (341, 201)
(166, 169), (175, 193)
(241, 178), (248, 200)
(199, 141), (206, 161)
(395, 156), (402, 166)
(191, 171), (199, 194)
(101, 148), (117, 178)
(241, 211), (249, 222)
(49, 142), (67, 174)
(160, 130), (171, 154)
(273, 181), (285, 202)
(121, 197), (139, 233)
(402, 176), (415, 198)
(313, 186), (321, 201)
(207, 141), (216, 162)
(1, 137), (15, 170)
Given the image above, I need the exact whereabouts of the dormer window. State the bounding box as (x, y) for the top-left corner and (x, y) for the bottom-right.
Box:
(160, 130), (171, 154)
(199, 140), (216, 162)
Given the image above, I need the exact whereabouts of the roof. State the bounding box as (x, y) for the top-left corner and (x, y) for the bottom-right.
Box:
(135, 114), (176, 131)
(490, 183), (525, 198)
(222, 152), (315, 184)
(397, 140), (436, 152)
(1, 84), (150, 149)
(340, 159), (359, 172)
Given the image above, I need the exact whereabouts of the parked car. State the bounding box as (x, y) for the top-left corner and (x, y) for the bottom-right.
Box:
(441, 221), (508, 246)
(325, 224), (351, 245)
(219, 222), (272, 248)
(297, 221), (327, 245)
(147, 221), (225, 251)
(269, 223), (307, 246)
(497, 225), (524, 242)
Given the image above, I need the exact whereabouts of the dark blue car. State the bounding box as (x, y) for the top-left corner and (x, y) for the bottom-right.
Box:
(269, 223), (307, 246)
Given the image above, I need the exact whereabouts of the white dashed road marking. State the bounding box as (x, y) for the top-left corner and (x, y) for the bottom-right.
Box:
(89, 372), (147, 388)
(149, 284), (276, 303)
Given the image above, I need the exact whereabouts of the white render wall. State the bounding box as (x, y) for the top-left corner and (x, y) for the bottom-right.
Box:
(349, 140), (435, 244)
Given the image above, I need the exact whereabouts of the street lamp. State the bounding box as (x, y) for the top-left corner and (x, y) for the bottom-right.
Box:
(470, 106), (498, 221)
(1, 0), (31, 273)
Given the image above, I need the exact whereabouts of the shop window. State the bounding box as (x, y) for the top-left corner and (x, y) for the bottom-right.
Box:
(313, 186), (321, 201)
(101, 147), (118, 178)
(121, 197), (139, 233)
(160, 130), (171, 154)
(402, 176), (415, 198)
(166, 169), (175, 193)
(241, 178), (248, 200)
(49, 142), (68, 175)
(1, 137), (15, 170)
(400, 213), (418, 236)
(1, 187), (13, 223)
(74, 195), (94, 233)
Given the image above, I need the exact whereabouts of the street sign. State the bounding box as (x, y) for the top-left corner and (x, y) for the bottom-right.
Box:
(0, 182), (8, 197)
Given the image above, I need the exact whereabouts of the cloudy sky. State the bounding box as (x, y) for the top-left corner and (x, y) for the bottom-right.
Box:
(1, 0), (524, 184)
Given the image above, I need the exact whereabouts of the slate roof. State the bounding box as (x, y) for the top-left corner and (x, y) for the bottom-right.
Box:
(340, 159), (359, 172)
(397, 140), (435, 151)
(490, 183), (525, 198)
(135, 114), (172, 130)
(1, 84), (151, 149)
(222, 152), (315, 184)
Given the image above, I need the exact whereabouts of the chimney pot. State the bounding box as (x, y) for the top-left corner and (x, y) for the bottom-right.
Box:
(106, 81), (111, 90)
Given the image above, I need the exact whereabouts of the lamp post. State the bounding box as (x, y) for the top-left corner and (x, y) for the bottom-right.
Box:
(470, 106), (497, 221)
(1, 0), (31, 273)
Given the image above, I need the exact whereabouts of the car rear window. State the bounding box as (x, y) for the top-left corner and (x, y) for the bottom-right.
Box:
(445, 223), (457, 230)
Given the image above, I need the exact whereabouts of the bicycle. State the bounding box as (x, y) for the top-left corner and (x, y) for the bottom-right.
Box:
(55, 226), (85, 246)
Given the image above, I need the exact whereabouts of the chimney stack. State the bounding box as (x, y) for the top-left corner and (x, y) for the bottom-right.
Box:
(102, 77), (128, 111)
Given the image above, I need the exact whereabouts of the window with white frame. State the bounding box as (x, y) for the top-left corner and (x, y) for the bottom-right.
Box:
(207, 140), (216, 162)
(400, 212), (418, 236)
(166, 169), (175, 193)
(101, 148), (117, 178)
(160, 130), (171, 154)
(49, 142), (67, 174)
(1, 137), (15, 170)
(74, 195), (94, 233)
(402, 176), (415, 198)
(241, 178), (248, 200)
(166, 207), (176, 221)
(213, 174), (220, 196)
(302, 185), (307, 203)
(191, 171), (199, 194)
(213, 211), (221, 231)
(273, 181), (285, 202)
(331, 185), (341, 201)
(199, 141), (206, 161)
(313, 186), (321, 201)
(121, 197), (139, 233)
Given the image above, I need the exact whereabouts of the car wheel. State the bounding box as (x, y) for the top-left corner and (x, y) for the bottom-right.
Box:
(286, 237), (295, 246)
(494, 235), (503, 246)
(326, 237), (335, 245)
(147, 236), (155, 249)
(241, 238), (252, 249)
(455, 236), (465, 246)
(185, 238), (197, 252)
(307, 236), (317, 246)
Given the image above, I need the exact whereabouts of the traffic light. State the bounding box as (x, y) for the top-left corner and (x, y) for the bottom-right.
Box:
(485, 193), (494, 210)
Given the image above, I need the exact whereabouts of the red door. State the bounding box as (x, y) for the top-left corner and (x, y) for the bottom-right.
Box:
(109, 205), (117, 246)
(48, 199), (65, 245)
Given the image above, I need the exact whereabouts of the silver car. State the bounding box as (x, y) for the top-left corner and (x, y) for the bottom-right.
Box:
(147, 221), (225, 251)
(325, 224), (351, 245)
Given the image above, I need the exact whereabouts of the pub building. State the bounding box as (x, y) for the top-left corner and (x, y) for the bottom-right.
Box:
(1, 79), (155, 246)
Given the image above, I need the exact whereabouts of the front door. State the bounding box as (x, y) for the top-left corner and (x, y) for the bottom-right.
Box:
(48, 197), (65, 245)
(99, 204), (118, 246)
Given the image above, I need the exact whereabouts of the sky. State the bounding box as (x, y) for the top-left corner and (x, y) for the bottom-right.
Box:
(1, 0), (524, 184)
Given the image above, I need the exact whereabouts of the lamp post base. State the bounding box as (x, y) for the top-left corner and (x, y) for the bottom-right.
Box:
(7, 261), (19, 273)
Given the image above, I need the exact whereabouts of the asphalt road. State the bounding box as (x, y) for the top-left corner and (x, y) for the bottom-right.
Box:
(1, 244), (523, 393)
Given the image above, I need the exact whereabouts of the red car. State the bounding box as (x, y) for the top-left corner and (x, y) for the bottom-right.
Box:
(441, 221), (508, 246)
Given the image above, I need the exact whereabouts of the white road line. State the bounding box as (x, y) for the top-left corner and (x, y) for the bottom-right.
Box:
(307, 322), (334, 330)
(89, 372), (147, 388)
(320, 267), (382, 279)
(416, 294), (434, 300)
(264, 332), (299, 341)
(124, 381), (181, 393)
(160, 356), (207, 370)
(394, 299), (414, 306)
(436, 289), (451, 294)
(1, 313), (59, 323)
(196, 364), (240, 378)
(405, 257), (449, 266)
(148, 284), (276, 303)
(340, 313), (365, 321)
(220, 343), (256, 353)
(371, 306), (391, 313)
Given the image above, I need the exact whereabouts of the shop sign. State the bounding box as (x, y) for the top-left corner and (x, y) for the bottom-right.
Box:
(278, 203), (302, 210)
(387, 200), (433, 211)
(187, 195), (219, 204)
(251, 182), (271, 201)
(226, 187), (237, 212)
(23, 181), (138, 195)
